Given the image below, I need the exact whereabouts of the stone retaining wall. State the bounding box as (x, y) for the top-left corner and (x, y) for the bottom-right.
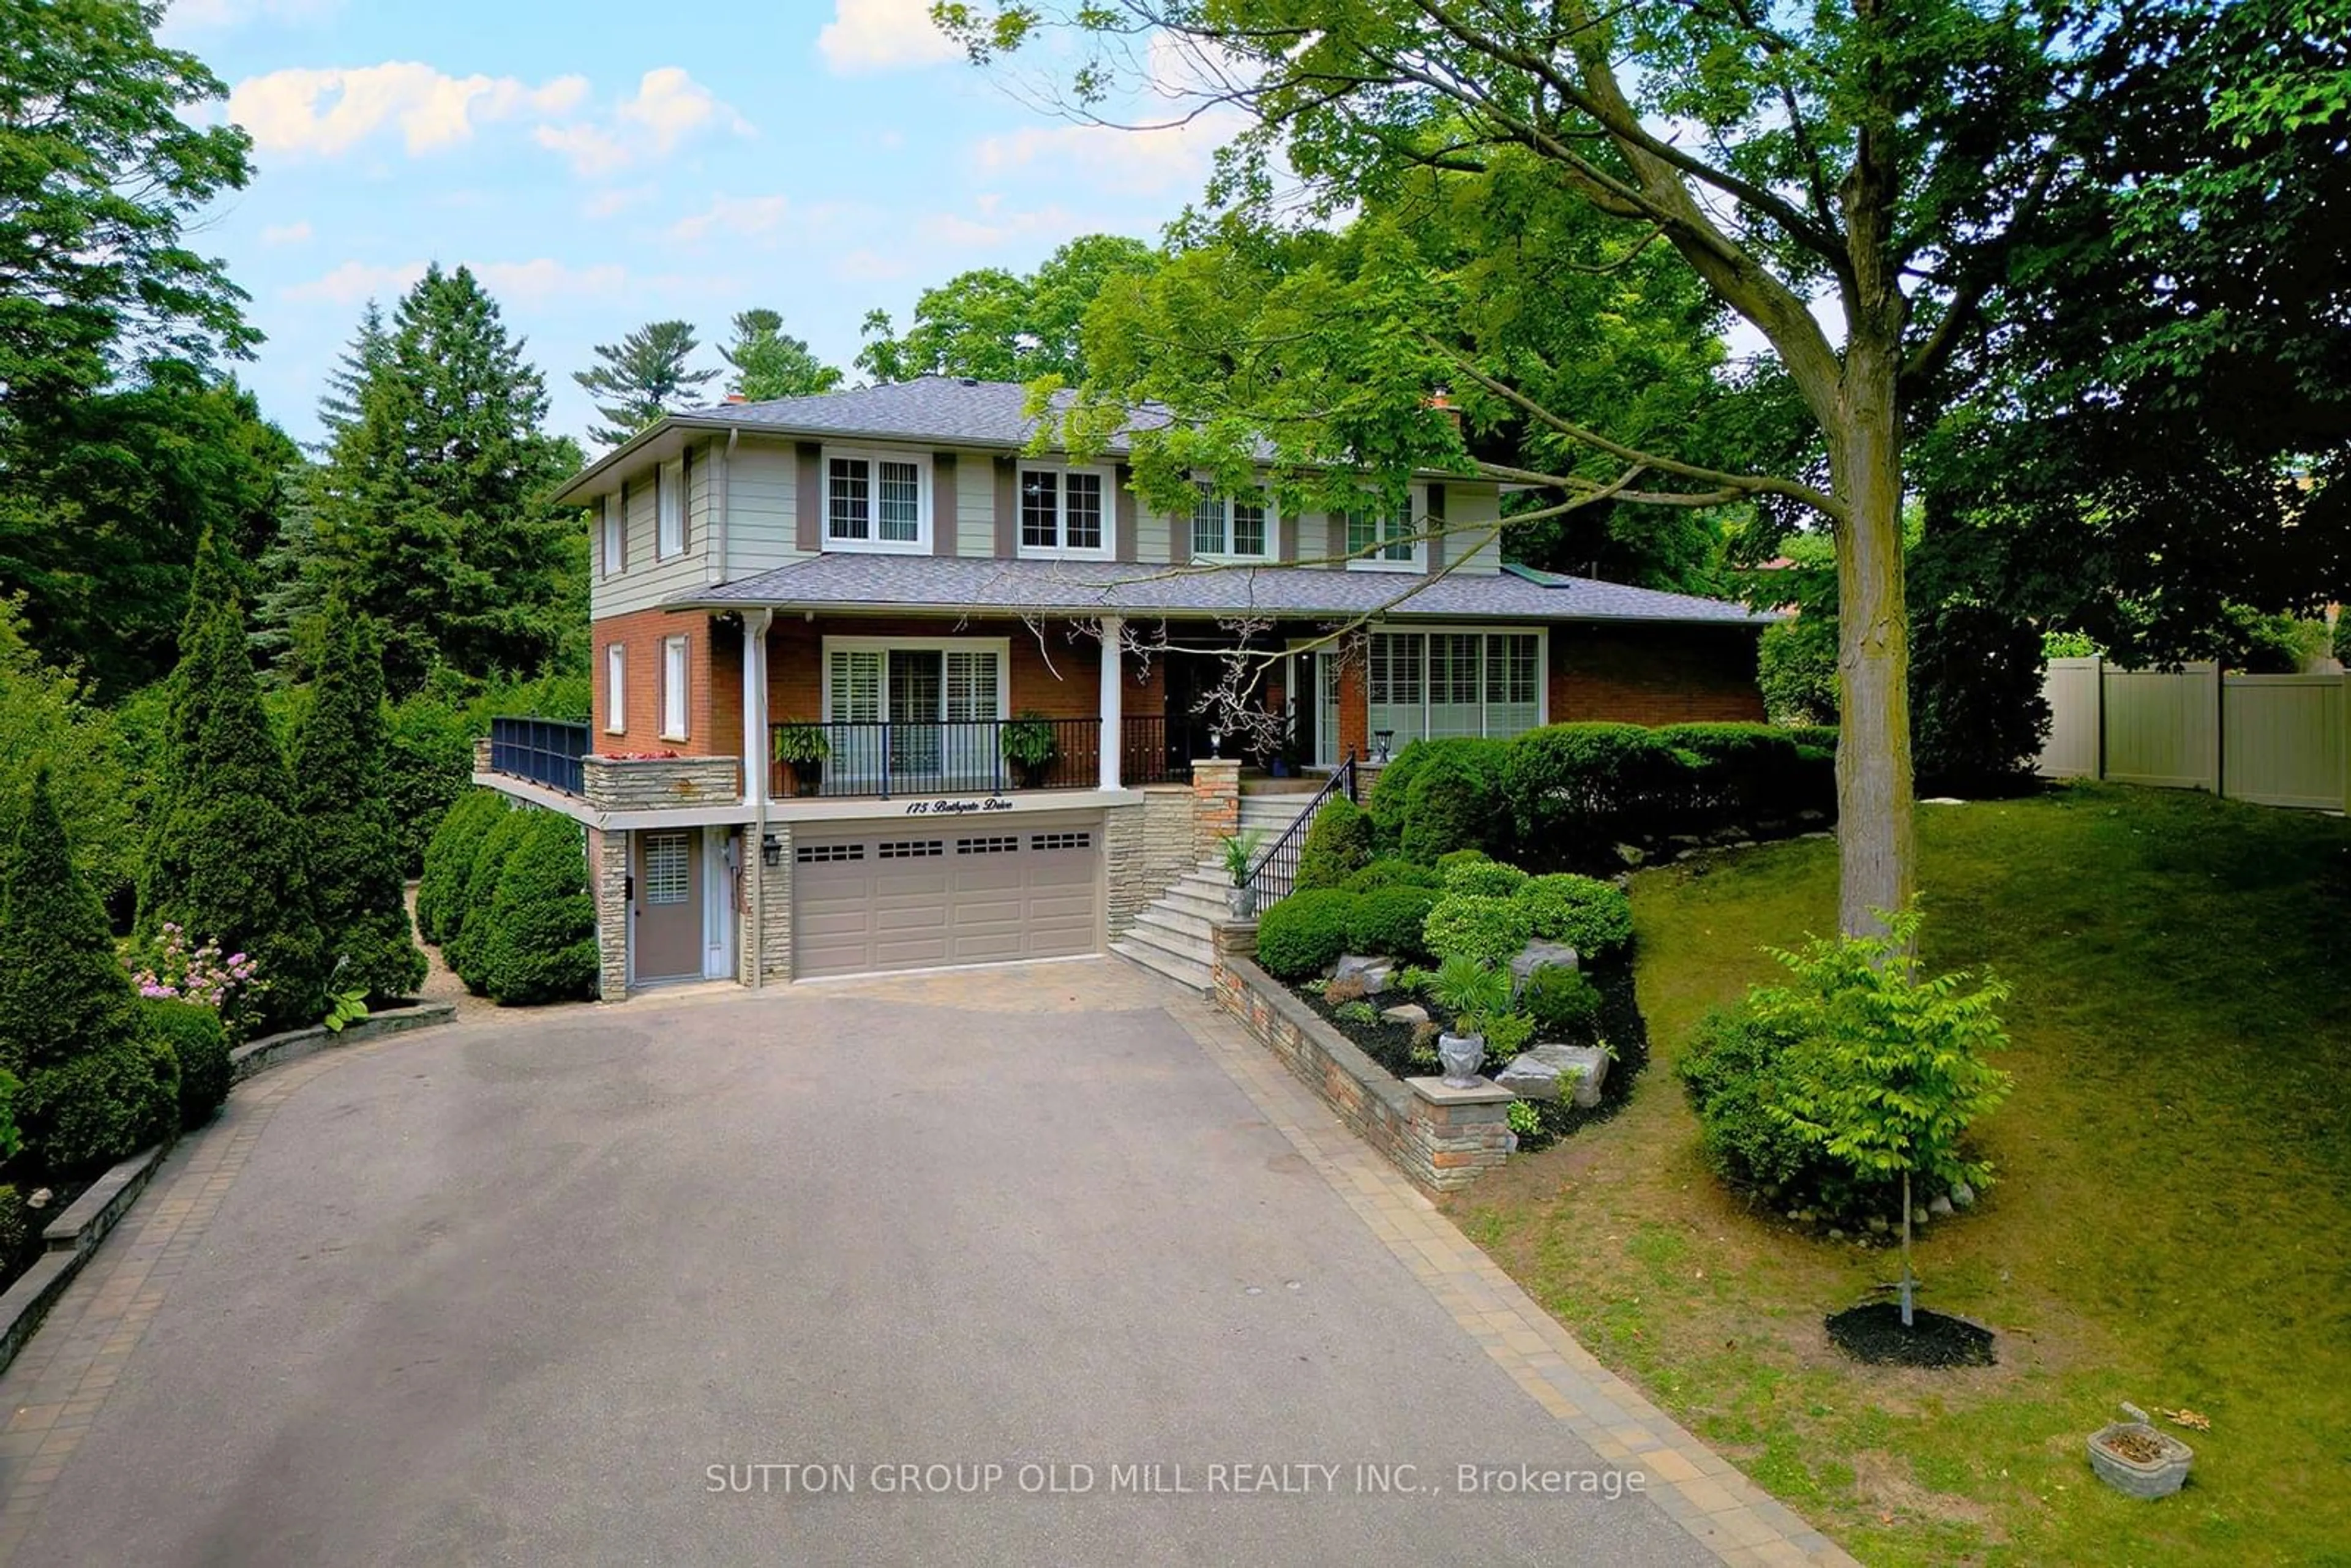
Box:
(582, 754), (741, 812)
(1208, 928), (1515, 1195)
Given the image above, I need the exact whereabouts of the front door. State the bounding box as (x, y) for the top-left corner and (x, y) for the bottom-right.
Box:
(633, 828), (703, 984)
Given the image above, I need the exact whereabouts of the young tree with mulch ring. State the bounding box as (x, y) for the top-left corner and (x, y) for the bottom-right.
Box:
(291, 606), (427, 1005)
(478, 812), (599, 1005)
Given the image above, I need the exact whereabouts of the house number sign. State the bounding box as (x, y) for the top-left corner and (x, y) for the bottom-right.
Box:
(903, 797), (1015, 816)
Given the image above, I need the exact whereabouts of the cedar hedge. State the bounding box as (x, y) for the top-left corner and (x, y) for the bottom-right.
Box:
(417, 790), (508, 947)
(478, 812), (599, 1005)
(140, 998), (230, 1130)
(444, 807), (531, 991)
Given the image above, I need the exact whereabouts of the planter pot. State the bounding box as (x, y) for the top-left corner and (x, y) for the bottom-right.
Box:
(1226, 884), (1258, 920)
(1437, 1032), (1487, 1087)
(2088, 1408), (2193, 1499)
(786, 760), (823, 798)
(1013, 760), (1051, 790)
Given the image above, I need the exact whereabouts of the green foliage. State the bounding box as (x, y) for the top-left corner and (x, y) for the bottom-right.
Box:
(291, 610), (426, 1005)
(379, 667), (591, 875)
(0, 768), (140, 1079)
(1904, 533), (2052, 793)
(1253, 888), (1359, 980)
(1398, 739), (1513, 864)
(1515, 874), (1635, 959)
(1346, 885), (1438, 964)
(1678, 1005), (1821, 1190)
(1507, 1097), (1541, 1138)
(478, 812), (598, 1006)
(1332, 999), (1379, 1027)
(20, 1034), (178, 1173)
(1757, 615), (1839, 727)
(320, 985), (368, 1033)
(1480, 1011), (1537, 1057)
(856, 234), (1161, 384)
(417, 790), (509, 948)
(1294, 796), (1373, 891)
(1422, 893), (1531, 969)
(1655, 722), (1826, 824)
(1427, 954), (1510, 1021)
(0, 1184), (24, 1264)
(1342, 858), (1440, 893)
(721, 309), (844, 401)
(2041, 629), (2101, 660)
(1434, 848), (1490, 872)
(999, 713), (1058, 769)
(0, 600), (135, 899)
(574, 318), (717, 448)
(138, 997), (229, 1130)
(1503, 724), (1690, 860)
(139, 553), (326, 1035)
(1218, 830), (1262, 887)
(1521, 963), (1603, 1038)
(1441, 858), (1528, 898)
(444, 806), (530, 991)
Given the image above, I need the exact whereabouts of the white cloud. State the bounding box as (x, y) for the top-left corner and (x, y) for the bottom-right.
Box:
(472, 259), (631, 305)
(818, 0), (962, 73)
(260, 219), (313, 246)
(669, 193), (790, 244)
(915, 203), (1092, 251)
(167, 0), (339, 31)
(282, 258), (426, 305)
(534, 67), (751, 178)
(582, 184), (658, 220)
(831, 247), (915, 282)
(972, 119), (1226, 195)
(228, 62), (589, 157)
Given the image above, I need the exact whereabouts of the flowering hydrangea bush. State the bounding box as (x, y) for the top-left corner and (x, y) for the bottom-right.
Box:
(127, 923), (264, 1040)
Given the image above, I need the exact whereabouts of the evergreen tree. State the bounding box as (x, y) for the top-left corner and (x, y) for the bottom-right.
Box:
(140, 543), (326, 1035)
(291, 605), (427, 1005)
(479, 812), (598, 1005)
(302, 266), (585, 692)
(0, 768), (140, 1079)
(416, 789), (509, 945)
(721, 310), (843, 401)
(315, 301), (389, 446)
(444, 806), (530, 990)
(574, 320), (717, 447)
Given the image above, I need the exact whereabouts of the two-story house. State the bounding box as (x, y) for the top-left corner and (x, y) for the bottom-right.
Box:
(474, 376), (1769, 995)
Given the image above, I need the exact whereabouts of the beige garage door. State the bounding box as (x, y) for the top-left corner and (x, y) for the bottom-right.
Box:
(791, 815), (1102, 979)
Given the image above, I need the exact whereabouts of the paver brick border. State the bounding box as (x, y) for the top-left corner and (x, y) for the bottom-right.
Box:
(228, 999), (456, 1082)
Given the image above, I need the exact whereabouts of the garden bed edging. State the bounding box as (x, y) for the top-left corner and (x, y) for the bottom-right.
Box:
(0, 1139), (170, 1378)
(228, 1000), (457, 1084)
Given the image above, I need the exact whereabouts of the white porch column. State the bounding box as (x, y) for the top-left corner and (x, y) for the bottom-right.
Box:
(741, 608), (773, 806)
(1098, 615), (1125, 790)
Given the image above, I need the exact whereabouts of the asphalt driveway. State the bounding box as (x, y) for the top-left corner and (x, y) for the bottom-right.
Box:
(9, 966), (1718, 1567)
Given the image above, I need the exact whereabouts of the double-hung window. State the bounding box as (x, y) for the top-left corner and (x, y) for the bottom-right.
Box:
(825, 448), (929, 552)
(661, 635), (689, 741)
(1345, 486), (1426, 571)
(1191, 482), (1273, 561)
(1365, 628), (1545, 749)
(656, 459), (685, 559)
(601, 493), (625, 577)
(604, 644), (626, 733)
(1019, 465), (1112, 558)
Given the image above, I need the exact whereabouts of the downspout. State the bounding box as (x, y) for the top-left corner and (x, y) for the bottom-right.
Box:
(744, 605), (773, 989)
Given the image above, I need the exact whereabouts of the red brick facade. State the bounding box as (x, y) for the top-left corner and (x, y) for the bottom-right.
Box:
(1548, 623), (1765, 727)
(762, 615), (1164, 724)
(591, 607), (743, 759)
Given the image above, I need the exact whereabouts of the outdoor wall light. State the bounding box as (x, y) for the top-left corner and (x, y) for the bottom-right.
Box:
(761, 833), (783, 867)
(1372, 730), (1395, 763)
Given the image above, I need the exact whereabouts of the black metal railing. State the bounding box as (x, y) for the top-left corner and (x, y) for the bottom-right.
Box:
(489, 716), (590, 797)
(1243, 753), (1358, 906)
(1119, 714), (1188, 785)
(770, 718), (1104, 800)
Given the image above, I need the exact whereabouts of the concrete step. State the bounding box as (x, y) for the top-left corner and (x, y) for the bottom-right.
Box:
(1111, 937), (1213, 992)
(1132, 907), (1217, 955)
(1160, 884), (1231, 920)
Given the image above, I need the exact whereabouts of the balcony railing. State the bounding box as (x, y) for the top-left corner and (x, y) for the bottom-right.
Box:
(489, 716), (590, 797)
(1118, 714), (1188, 786)
(770, 718), (1103, 800)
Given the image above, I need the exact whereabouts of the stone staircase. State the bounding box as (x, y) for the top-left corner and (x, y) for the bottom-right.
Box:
(1112, 788), (1327, 993)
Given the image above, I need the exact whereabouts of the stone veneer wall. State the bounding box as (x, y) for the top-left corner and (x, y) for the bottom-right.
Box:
(1191, 760), (1242, 864)
(1209, 925), (1515, 1195)
(738, 823), (793, 985)
(590, 826), (629, 1000)
(582, 755), (741, 812)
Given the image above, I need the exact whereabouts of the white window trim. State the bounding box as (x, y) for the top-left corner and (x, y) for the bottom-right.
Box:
(821, 445), (933, 555)
(600, 493), (624, 579)
(656, 459), (685, 560)
(819, 636), (1013, 722)
(1345, 484), (1430, 573)
(1190, 481), (1277, 565)
(1016, 463), (1117, 561)
(604, 643), (626, 734)
(660, 634), (690, 741)
(1363, 625), (1550, 738)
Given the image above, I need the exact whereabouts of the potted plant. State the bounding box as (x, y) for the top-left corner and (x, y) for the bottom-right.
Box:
(1427, 955), (1518, 1086)
(1000, 713), (1059, 789)
(2088, 1403), (2194, 1499)
(773, 724), (831, 797)
(1220, 831), (1264, 918)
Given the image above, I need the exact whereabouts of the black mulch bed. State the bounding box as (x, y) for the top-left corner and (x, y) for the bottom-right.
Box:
(0, 1164), (94, 1297)
(1827, 1302), (1997, 1368)
(1289, 960), (1652, 1152)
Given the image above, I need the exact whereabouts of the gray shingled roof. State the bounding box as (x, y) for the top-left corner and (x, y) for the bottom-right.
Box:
(670, 552), (1771, 626)
(679, 376), (1164, 452)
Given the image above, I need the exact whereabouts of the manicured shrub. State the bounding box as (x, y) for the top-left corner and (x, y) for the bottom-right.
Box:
(0, 1185), (26, 1266)
(139, 997), (231, 1129)
(445, 807), (531, 991)
(1254, 889), (1360, 980)
(1679, 1005), (1818, 1190)
(1343, 858), (1440, 894)
(139, 547), (326, 1035)
(1398, 738), (1512, 863)
(0, 769), (140, 1080)
(417, 790), (509, 947)
(1422, 893), (1532, 969)
(1294, 797), (1373, 892)
(1654, 722), (1820, 825)
(1502, 722), (1691, 860)
(20, 1034), (179, 1173)
(1515, 874), (1635, 958)
(1435, 847), (1490, 872)
(478, 812), (600, 1005)
(1348, 886), (1438, 964)
(292, 609), (427, 1005)
(1441, 858), (1529, 898)
(1790, 725), (1839, 754)
(1521, 963), (1602, 1037)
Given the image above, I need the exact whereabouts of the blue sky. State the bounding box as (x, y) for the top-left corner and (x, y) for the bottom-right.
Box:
(162, 0), (1229, 446)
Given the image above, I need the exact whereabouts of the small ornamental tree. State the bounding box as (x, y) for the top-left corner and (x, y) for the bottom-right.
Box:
(445, 807), (530, 991)
(416, 790), (509, 946)
(1750, 906), (2014, 1327)
(140, 544), (326, 1034)
(478, 812), (598, 1005)
(291, 609), (427, 1005)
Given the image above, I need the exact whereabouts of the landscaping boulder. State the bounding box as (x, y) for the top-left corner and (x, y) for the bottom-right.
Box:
(1380, 1002), (1430, 1026)
(1494, 1043), (1610, 1108)
(1509, 940), (1580, 992)
(1331, 954), (1394, 996)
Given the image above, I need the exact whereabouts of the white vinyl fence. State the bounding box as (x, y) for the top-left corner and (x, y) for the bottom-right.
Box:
(2037, 658), (2350, 812)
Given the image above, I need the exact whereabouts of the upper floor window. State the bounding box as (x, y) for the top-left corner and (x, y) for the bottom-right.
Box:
(604, 643), (626, 733)
(1346, 486), (1427, 572)
(825, 447), (930, 553)
(656, 459), (685, 559)
(601, 493), (624, 578)
(1019, 465), (1112, 558)
(1192, 482), (1272, 561)
(661, 634), (689, 740)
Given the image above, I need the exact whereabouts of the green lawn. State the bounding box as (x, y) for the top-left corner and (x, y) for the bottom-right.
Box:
(1452, 783), (2351, 1567)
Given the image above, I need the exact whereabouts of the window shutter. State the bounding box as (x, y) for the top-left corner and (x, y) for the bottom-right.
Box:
(1114, 465), (1138, 563)
(992, 456), (1018, 557)
(932, 451), (958, 557)
(1425, 483), (1447, 574)
(796, 442), (822, 552)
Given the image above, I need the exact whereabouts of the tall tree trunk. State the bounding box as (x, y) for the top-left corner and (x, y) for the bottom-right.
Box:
(1829, 343), (1916, 937)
